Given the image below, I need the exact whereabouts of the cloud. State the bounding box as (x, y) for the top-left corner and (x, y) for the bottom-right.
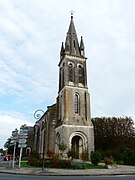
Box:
(0, 0), (135, 148)
(0, 0), (58, 103)
(0, 110), (33, 148)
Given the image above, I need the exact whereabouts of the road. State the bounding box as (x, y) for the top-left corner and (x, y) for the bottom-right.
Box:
(0, 174), (135, 180)
(0, 156), (12, 168)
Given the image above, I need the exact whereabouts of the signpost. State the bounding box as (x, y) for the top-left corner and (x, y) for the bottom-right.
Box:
(11, 129), (18, 168)
(18, 125), (28, 168)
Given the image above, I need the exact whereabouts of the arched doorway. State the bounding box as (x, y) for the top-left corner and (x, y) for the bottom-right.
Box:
(26, 147), (31, 156)
(70, 132), (87, 159)
(71, 136), (83, 158)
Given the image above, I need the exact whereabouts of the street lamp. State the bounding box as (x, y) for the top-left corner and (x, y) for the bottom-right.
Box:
(34, 109), (44, 120)
(34, 109), (45, 170)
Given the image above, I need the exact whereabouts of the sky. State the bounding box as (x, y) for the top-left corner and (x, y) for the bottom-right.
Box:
(0, 0), (135, 148)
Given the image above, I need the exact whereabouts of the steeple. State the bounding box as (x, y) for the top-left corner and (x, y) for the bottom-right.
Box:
(65, 15), (80, 56)
(61, 15), (85, 58)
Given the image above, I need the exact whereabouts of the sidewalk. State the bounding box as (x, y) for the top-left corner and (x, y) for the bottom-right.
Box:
(0, 165), (135, 176)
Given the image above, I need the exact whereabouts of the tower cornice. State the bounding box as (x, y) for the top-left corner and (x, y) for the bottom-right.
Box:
(58, 54), (87, 66)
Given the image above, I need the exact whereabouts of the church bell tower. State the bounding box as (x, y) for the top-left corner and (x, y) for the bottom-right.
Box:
(55, 15), (94, 158)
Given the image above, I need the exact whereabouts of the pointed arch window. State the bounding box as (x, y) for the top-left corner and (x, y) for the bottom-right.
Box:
(78, 65), (84, 84)
(74, 93), (79, 114)
(68, 63), (74, 82)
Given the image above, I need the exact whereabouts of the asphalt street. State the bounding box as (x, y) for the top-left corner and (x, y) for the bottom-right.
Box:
(1, 156), (135, 178)
(0, 156), (12, 168)
(0, 174), (135, 180)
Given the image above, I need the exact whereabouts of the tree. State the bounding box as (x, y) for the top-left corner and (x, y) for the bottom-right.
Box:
(91, 151), (102, 165)
(4, 137), (14, 154)
(92, 116), (135, 151)
(4, 137), (19, 155)
(0, 148), (4, 155)
(58, 142), (67, 157)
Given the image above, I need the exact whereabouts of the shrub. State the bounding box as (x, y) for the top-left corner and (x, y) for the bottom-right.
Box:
(29, 150), (40, 159)
(91, 151), (102, 165)
(67, 149), (79, 159)
(62, 160), (71, 168)
(46, 150), (55, 159)
(103, 149), (123, 162)
(123, 148), (135, 165)
(58, 142), (67, 152)
(28, 157), (41, 166)
(52, 162), (61, 168)
(28, 150), (41, 166)
(46, 159), (71, 169)
(80, 150), (89, 161)
(58, 142), (67, 157)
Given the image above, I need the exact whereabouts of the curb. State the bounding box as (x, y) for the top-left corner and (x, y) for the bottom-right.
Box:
(0, 171), (135, 176)
(0, 169), (135, 176)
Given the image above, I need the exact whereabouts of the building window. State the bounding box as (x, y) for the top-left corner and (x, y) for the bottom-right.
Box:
(74, 94), (79, 114)
(68, 63), (74, 82)
(78, 65), (84, 84)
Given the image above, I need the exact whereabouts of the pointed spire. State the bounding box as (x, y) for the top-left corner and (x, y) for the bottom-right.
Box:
(65, 15), (80, 56)
(60, 42), (65, 59)
(60, 15), (86, 61)
(80, 36), (85, 50)
(80, 36), (85, 56)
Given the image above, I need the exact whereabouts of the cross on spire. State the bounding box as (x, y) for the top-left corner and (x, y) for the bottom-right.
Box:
(70, 10), (74, 18)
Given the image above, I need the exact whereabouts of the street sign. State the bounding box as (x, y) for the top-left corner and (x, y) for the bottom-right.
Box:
(18, 144), (27, 148)
(18, 139), (26, 144)
(18, 134), (28, 139)
(11, 136), (18, 140)
(20, 126), (28, 134)
(12, 129), (18, 137)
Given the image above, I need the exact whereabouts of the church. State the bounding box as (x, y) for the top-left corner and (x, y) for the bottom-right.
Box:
(33, 15), (94, 159)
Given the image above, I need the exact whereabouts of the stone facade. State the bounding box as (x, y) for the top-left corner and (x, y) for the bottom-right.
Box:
(33, 15), (94, 158)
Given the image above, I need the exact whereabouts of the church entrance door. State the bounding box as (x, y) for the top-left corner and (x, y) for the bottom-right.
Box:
(71, 135), (83, 159)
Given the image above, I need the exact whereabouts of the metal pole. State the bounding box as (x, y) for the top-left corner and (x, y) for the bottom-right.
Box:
(42, 130), (45, 170)
(18, 147), (23, 168)
(12, 142), (16, 168)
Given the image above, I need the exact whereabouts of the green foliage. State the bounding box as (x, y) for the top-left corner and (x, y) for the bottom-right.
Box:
(0, 148), (4, 155)
(71, 161), (106, 169)
(28, 150), (41, 166)
(50, 159), (71, 169)
(29, 150), (40, 159)
(80, 150), (89, 161)
(58, 142), (67, 157)
(92, 116), (135, 151)
(67, 149), (78, 159)
(46, 159), (71, 168)
(23, 159), (106, 169)
(58, 142), (67, 152)
(123, 148), (135, 165)
(91, 151), (102, 166)
(101, 149), (124, 162)
(28, 157), (41, 166)
(46, 150), (59, 159)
